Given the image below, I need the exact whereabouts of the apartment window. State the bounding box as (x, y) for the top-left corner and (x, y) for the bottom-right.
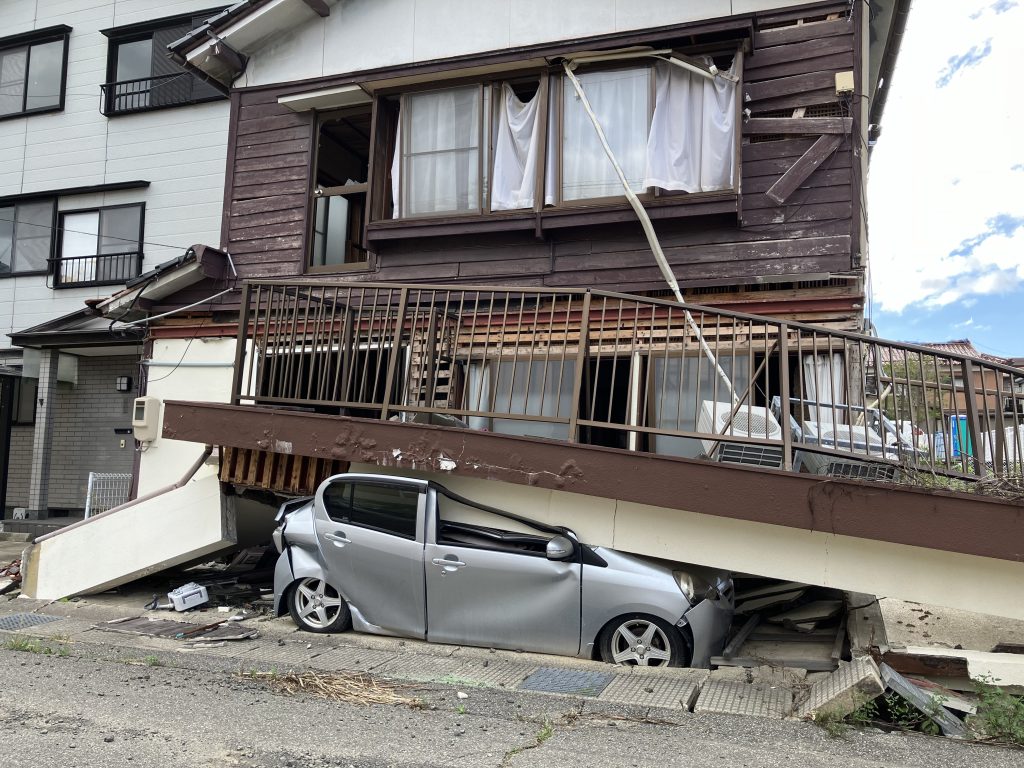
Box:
(101, 11), (224, 116)
(11, 376), (38, 425)
(383, 54), (737, 222)
(55, 204), (143, 288)
(0, 26), (70, 119)
(0, 200), (55, 276)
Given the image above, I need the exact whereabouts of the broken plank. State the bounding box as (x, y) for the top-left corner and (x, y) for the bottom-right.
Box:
(736, 588), (807, 614)
(765, 134), (843, 205)
(723, 614), (762, 660)
(831, 622), (848, 662)
(768, 600), (844, 625)
(733, 580), (810, 602)
(742, 117), (852, 135)
(879, 663), (968, 738)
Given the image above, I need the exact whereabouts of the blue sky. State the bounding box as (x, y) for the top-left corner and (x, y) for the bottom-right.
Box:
(867, 1), (1024, 357)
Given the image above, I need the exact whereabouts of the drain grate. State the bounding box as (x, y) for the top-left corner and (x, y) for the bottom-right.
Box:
(519, 666), (614, 697)
(0, 613), (63, 631)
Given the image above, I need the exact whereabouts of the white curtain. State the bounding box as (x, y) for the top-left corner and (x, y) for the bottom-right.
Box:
(390, 116), (401, 218)
(399, 87), (481, 217)
(802, 353), (845, 424)
(561, 67), (650, 201)
(644, 57), (736, 193)
(466, 360), (574, 441)
(491, 84), (542, 211)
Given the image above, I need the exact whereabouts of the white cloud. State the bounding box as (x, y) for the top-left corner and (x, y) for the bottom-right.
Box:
(868, 2), (1024, 314)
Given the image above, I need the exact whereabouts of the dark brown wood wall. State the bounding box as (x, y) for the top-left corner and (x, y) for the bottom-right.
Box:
(218, 5), (859, 298)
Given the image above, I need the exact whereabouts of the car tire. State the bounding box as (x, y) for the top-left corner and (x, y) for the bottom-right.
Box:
(287, 577), (352, 634)
(598, 614), (690, 667)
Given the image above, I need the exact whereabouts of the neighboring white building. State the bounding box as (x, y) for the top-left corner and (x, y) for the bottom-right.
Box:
(0, 1), (230, 522)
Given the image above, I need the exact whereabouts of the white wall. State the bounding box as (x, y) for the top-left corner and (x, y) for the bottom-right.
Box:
(239, 0), (821, 88)
(0, 0), (229, 341)
(138, 336), (238, 495)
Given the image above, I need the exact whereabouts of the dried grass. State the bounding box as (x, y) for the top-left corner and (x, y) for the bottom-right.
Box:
(240, 669), (420, 707)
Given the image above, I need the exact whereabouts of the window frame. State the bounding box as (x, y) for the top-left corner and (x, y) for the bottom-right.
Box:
(0, 197), (56, 278)
(53, 202), (145, 289)
(100, 9), (227, 117)
(321, 480), (422, 541)
(366, 47), (741, 238)
(0, 26), (71, 122)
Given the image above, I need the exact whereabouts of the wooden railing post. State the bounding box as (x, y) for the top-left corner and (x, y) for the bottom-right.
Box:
(961, 359), (986, 476)
(381, 287), (409, 421)
(567, 291), (592, 443)
(778, 322), (793, 471)
(230, 282), (251, 406)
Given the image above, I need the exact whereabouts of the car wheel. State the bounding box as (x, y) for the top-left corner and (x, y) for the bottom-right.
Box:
(288, 577), (351, 633)
(599, 614), (689, 667)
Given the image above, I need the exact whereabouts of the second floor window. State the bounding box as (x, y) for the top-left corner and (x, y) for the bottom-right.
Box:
(56, 204), (143, 288)
(101, 12), (224, 116)
(0, 27), (70, 119)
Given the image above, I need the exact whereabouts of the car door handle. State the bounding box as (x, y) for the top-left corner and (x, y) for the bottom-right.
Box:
(325, 532), (351, 546)
(431, 557), (466, 568)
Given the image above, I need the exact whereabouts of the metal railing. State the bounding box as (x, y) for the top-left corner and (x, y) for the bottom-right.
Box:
(51, 252), (143, 288)
(230, 281), (1024, 484)
(100, 72), (217, 116)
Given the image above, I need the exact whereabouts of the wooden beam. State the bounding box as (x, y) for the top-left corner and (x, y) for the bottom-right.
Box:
(766, 134), (844, 205)
(743, 117), (852, 135)
(301, 0), (330, 16)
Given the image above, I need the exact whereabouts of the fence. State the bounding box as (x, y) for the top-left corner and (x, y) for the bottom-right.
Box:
(84, 473), (133, 518)
(230, 281), (1024, 483)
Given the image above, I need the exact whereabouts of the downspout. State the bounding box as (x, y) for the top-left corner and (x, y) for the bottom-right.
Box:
(561, 61), (737, 403)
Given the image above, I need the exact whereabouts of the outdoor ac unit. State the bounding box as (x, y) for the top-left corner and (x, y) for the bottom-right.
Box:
(697, 400), (782, 457)
(814, 423), (885, 453)
(718, 443), (786, 468)
(824, 460), (900, 482)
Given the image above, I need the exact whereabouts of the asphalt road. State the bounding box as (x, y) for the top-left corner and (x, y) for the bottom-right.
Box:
(1, 647), (1020, 768)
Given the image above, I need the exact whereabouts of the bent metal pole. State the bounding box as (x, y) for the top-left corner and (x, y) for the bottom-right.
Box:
(561, 60), (737, 403)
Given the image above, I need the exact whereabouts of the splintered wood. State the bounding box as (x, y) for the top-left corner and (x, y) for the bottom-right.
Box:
(240, 670), (419, 707)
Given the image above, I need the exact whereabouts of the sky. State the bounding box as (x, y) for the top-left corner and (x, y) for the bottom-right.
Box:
(867, 0), (1024, 357)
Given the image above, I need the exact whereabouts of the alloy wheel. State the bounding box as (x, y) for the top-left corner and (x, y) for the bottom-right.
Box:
(293, 577), (344, 630)
(608, 618), (673, 666)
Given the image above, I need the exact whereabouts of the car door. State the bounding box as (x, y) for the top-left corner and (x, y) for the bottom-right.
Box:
(313, 478), (426, 638)
(423, 488), (582, 656)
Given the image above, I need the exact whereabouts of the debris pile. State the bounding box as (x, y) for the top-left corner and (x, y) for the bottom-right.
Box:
(239, 670), (419, 707)
(0, 560), (21, 595)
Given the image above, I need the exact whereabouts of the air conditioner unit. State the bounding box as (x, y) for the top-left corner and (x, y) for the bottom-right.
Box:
(718, 443), (786, 468)
(824, 460), (900, 482)
(697, 401), (782, 458)
(814, 423), (885, 454)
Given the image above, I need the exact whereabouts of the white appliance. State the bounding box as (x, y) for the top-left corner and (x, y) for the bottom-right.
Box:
(697, 400), (783, 458)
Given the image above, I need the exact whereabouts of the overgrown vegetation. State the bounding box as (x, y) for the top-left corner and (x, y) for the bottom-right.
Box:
(239, 669), (419, 708)
(971, 677), (1024, 747)
(2, 637), (68, 656)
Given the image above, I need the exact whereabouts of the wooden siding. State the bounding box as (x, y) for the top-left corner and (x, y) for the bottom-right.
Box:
(219, 4), (860, 311)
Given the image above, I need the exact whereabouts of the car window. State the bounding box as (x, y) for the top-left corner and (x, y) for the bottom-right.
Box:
(322, 482), (419, 540)
(435, 494), (550, 556)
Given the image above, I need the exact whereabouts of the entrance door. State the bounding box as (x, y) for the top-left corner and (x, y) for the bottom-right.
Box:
(423, 491), (581, 656)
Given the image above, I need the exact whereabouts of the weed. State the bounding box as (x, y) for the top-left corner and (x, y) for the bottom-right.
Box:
(3, 637), (42, 653)
(501, 720), (554, 767)
(454, 703), (467, 715)
(143, 655), (162, 667)
(971, 676), (1024, 746)
(813, 708), (849, 739)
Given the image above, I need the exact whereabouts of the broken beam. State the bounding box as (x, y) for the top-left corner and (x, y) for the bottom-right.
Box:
(742, 117), (852, 135)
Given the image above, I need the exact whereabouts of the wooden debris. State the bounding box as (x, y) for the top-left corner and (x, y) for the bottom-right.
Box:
(733, 580), (809, 602)
(879, 662), (968, 738)
(735, 589), (807, 615)
(906, 677), (978, 715)
(722, 614), (762, 660)
(767, 600), (843, 626)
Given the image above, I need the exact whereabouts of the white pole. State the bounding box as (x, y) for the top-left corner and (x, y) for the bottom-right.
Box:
(561, 61), (737, 403)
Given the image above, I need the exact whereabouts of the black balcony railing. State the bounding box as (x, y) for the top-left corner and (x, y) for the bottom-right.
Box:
(100, 72), (222, 116)
(51, 252), (143, 288)
(230, 281), (1024, 485)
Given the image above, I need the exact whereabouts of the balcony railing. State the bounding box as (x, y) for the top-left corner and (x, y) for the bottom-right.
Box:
(51, 252), (143, 289)
(100, 72), (222, 116)
(230, 281), (1024, 485)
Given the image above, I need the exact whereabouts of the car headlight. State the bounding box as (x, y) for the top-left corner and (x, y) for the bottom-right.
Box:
(673, 570), (720, 603)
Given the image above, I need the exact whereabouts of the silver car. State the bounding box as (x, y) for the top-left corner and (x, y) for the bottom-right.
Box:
(272, 473), (733, 667)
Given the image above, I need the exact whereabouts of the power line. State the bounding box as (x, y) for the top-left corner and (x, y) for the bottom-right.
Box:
(4, 213), (197, 253)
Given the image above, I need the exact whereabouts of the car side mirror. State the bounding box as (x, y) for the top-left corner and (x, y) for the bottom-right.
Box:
(546, 534), (575, 561)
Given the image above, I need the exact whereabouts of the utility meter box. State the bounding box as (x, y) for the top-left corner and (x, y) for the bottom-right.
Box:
(132, 396), (161, 442)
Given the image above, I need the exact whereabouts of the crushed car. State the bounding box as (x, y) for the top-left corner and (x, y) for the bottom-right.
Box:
(273, 473), (733, 667)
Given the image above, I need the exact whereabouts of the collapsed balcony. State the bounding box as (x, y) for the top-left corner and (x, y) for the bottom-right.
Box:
(220, 281), (1024, 487)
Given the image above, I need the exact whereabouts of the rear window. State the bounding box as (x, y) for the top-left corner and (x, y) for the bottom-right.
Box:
(322, 482), (419, 539)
